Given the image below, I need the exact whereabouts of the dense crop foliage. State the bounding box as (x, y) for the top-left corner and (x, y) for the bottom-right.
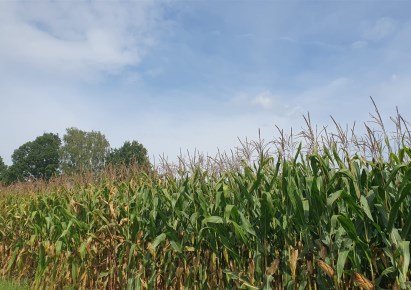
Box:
(1, 143), (410, 289)
(1, 102), (411, 289)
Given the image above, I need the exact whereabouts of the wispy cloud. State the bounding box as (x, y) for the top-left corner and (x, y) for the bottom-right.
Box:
(0, 1), (162, 80)
(232, 90), (300, 117)
(0, 1), (410, 165)
(362, 17), (397, 41)
(252, 91), (273, 109)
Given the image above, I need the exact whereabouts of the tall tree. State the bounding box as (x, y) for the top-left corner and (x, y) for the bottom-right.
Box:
(0, 156), (7, 184)
(6, 133), (61, 183)
(60, 127), (110, 174)
(107, 140), (149, 167)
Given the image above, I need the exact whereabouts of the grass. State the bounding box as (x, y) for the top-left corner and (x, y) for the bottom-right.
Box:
(0, 280), (29, 290)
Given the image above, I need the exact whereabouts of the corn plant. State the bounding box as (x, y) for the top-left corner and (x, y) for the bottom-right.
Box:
(1, 102), (410, 289)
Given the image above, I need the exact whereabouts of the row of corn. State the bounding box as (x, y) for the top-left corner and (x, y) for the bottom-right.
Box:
(0, 145), (410, 289)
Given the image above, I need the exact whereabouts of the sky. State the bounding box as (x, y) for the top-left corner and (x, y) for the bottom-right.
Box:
(1, 0), (411, 165)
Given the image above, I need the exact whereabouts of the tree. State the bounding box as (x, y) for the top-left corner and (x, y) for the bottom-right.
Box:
(6, 133), (61, 183)
(0, 156), (7, 184)
(60, 127), (110, 174)
(107, 140), (149, 167)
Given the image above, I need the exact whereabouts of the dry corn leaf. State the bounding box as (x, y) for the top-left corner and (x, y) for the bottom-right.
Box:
(175, 266), (184, 278)
(289, 247), (298, 279)
(352, 272), (374, 290)
(147, 242), (155, 257)
(265, 258), (280, 276)
(248, 258), (255, 284)
(317, 259), (334, 278)
(307, 259), (314, 276)
(109, 201), (116, 219)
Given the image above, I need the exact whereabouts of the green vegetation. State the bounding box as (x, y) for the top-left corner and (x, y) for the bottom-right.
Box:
(60, 127), (110, 175)
(0, 127), (148, 185)
(1, 148), (410, 288)
(107, 141), (149, 167)
(0, 157), (7, 184)
(0, 102), (410, 289)
(0, 279), (29, 290)
(4, 133), (61, 184)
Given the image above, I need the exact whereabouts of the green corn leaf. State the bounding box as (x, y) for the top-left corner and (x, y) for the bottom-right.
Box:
(202, 216), (224, 225)
(56, 240), (62, 256)
(385, 163), (409, 191)
(215, 187), (222, 212)
(387, 183), (411, 233)
(338, 215), (359, 242)
(293, 143), (302, 165)
(375, 266), (396, 285)
(128, 243), (137, 266)
(390, 152), (400, 164)
(327, 190), (343, 207)
(240, 282), (259, 289)
(337, 248), (349, 283)
(232, 221), (248, 243)
(152, 233), (166, 249)
(360, 195), (374, 222)
(79, 241), (87, 260)
(375, 203), (389, 227)
(224, 204), (238, 222)
(72, 263), (78, 285)
(239, 212), (256, 236)
(6, 247), (19, 271)
(309, 155), (319, 175)
(332, 146), (346, 169)
(398, 148), (404, 162)
(170, 241), (182, 253)
(99, 271), (109, 278)
(401, 210), (411, 240)
(399, 241), (410, 283)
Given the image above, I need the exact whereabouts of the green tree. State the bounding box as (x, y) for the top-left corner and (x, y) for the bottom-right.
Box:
(0, 156), (7, 184)
(5, 133), (61, 183)
(60, 127), (110, 174)
(107, 140), (149, 167)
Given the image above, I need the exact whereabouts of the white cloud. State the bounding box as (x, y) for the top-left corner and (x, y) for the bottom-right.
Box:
(252, 91), (273, 109)
(0, 1), (168, 164)
(363, 17), (396, 41)
(233, 90), (298, 114)
(1, 1), (410, 167)
(0, 1), (162, 80)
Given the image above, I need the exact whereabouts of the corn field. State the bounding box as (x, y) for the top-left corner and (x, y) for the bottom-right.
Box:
(1, 105), (411, 289)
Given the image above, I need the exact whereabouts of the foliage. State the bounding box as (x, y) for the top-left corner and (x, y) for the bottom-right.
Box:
(1, 145), (410, 289)
(0, 157), (7, 184)
(0, 279), (30, 290)
(4, 133), (61, 183)
(107, 140), (149, 167)
(60, 128), (110, 175)
(1, 101), (410, 289)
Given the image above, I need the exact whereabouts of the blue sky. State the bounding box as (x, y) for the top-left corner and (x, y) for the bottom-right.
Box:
(1, 1), (410, 165)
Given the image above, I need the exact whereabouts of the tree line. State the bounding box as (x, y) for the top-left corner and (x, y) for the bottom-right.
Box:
(0, 127), (148, 185)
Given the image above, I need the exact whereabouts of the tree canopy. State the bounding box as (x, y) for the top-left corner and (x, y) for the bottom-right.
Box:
(107, 140), (149, 167)
(1, 128), (149, 184)
(5, 133), (61, 183)
(60, 127), (110, 174)
(0, 156), (7, 184)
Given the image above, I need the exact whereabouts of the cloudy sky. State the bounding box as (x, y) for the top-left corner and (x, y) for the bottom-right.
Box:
(1, 1), (410, 165)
